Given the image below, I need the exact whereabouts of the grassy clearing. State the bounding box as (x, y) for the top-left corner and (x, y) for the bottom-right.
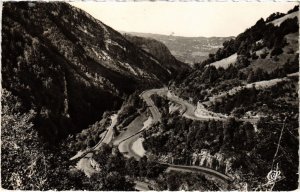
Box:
(208, 53), (237, 69)
(269, 11), (299, 26)
(205, 74), (297, 105)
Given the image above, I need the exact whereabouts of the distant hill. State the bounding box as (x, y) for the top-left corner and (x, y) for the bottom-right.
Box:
(122, 32), (234, 65)
(123, 34), (191, 76)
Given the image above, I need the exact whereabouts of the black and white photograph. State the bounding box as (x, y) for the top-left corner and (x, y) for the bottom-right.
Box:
(1, 0), (299, 191)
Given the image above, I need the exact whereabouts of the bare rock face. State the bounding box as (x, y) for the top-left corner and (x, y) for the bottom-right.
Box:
(191, 149), (229, 173)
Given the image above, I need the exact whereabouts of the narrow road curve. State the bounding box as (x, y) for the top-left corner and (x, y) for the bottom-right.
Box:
(115, 115), (152, 160)
(165, 164), (232, 181)
(140, 88), (162, 123)
(70, 114), (118, 161)
(166, 164), (232, 190)
(70, 113), (118, 177)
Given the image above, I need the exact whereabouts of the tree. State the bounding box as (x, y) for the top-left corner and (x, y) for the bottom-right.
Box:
(93, 143), (112, 167)
(232, 107), (245, 118)
(139, 156), (148, 177)
(237, 71), (246, 80)
(287, 5), (299, 14)
(266, 12), (285, 23)
(241, 122), (255, 147)
(247, 70), (256, 83)
(166, 172), (182, 190)
(279, 17), (299, 35)
(105, 149), (126, 172)
(223, 117), (239, 145)
(146, 161), (167, 178)
(1, 89), (81, 190)
(236, 55), (250, 69)
(89, 171), (134, 191)
(1, 89), (46, 190)
(251, 52), (259, 60)
(125, 157), (139, 177)
(271, 47), (283, 56)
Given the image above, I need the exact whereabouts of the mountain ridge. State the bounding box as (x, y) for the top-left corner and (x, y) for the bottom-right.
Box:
(1, 2), (179, 141)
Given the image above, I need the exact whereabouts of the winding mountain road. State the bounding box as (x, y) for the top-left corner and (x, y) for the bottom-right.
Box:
(72, 87), (236, 187)
(131, 88), (233, 190)
(155, 88), (259, 124)
(115, 89), (165, 160)
(142, 88), (225, 122)
(122, 87), (227, 160)
(72, 81), (283, 189)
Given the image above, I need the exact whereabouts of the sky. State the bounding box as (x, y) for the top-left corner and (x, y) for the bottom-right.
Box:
(70, 2), (298, 37)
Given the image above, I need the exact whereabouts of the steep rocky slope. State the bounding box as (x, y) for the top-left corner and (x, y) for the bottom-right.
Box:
(124, 34), (190, 75)
(1, 2), (172, 141)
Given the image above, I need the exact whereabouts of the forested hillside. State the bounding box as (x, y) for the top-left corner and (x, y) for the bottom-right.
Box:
(2, 2), (177, 141)
(176, 6), (299, 103)
(162, 5), (299, 190)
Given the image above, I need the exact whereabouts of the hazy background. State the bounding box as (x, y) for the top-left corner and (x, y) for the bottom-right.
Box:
(70, 2), (298, 37)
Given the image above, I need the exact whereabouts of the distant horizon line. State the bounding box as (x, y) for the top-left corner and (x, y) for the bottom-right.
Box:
(120, 30), (236, 38)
